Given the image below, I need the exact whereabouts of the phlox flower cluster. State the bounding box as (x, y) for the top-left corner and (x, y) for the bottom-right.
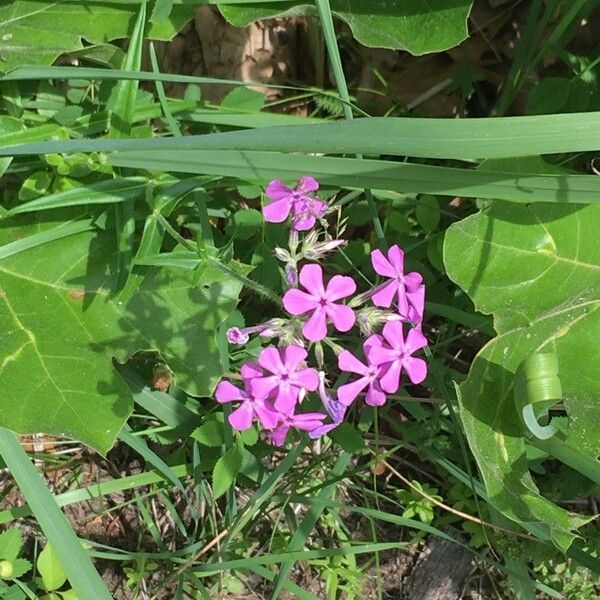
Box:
(215, 176), (428, 445)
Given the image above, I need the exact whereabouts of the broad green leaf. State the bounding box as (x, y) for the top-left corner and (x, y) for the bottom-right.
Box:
(193, 420), (226, 447)
(444, 160), (600, 550)
(37, 544), (66, 592)
(0, 529), (21, 561)
(0, 2), (195, 73)
(0, 217), (244, 453)
(9, 558), (31, 579)
(220, 1), (473, 54)
(212, 444), (243, 499)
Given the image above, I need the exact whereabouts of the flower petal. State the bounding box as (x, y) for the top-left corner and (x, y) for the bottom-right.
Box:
(298, 263), (325, 296)
(258, 346), (285, 374)
(297, 175), (319, 193)
(265, 179), (293, 200)
(404, 271), (423, 291)
(325, 274), (357, 302)
(293, 414), (326, 432)
(308, 422), (340, 439)
(370, 248), (396, 278)
(405, 327), (428, 354)
(365, 344), (397, 367)
(403, 356), (427, 384)
(381, 320), (405, 350)
(379, 361), (401, 393)
(371, 281), (398, 308)
(283, 345), (308, 370)
(338, 349), (369, 376)
(240, 362), (262, 381)
(387, 245), (404, 273)
(283, 288), (317, 316)
(407, 284), (425, 321)
(215, 381), (244, 403)
(253, 401), (279, 429)
(365, 382), (387, 406)
(326, 303), (355, 333)
(274, 384), (299, 415)
(302, 307), (328, 342)
(263, 196), (293, 223)
(250, 375), (279, 399)
(269, 423), (290, 446)
(292, 213), (316, 231)
(337, 377), (369, 406)
(228, 402), (254, 430)
(295, 367), (320, 391)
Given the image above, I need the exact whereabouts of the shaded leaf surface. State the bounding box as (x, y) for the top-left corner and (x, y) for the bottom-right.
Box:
(0, 216), (244, 453)
(0, 2), (194, 73)
(444, 192), (600, 549)
(220, 1), (472, 54)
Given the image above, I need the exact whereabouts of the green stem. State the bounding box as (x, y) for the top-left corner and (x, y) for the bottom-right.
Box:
(314, 0), (386, 249)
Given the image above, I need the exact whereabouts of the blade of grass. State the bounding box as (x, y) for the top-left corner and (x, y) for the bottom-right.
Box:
(271, 451), (352, 598)
(7, 177), (150, 215)
(109, 1), (146, 291)
(315, 0), (385, 248)
(0, 218), (97, 260)
(4, 112), (600, 160)
(108, 149), (600, 204)
(0, 428), (112, 599)
(149, 41), (182, 137)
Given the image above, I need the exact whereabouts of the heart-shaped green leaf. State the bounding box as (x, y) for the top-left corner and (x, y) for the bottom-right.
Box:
(444, 162), (600, 549)
(0, 2), (195, 73)
(0, 215), (245, 453)
(219, 1), (472, 55)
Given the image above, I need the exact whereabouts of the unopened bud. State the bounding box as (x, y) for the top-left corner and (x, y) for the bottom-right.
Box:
(303, 238), (346, 261)
(285, 265), (298, 287)
(274, 247), (291, 262)
(0, 560), (13, 579)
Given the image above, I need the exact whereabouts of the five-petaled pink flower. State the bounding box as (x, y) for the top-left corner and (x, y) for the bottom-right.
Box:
(250, 345), (319, 415)
(263, 177), (327, 231)
(215, 363), (279, 431)
(337, 337), (388, 406)
(269, 411), (327, 446)
(366, 321), (428, 393)
(283, 264), (356, 342)
(371, 245), (424, 318)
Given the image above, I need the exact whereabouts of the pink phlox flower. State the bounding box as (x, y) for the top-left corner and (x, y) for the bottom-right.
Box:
(268, 411), (328, 446)
(309, 380), (347, 439)
(215, 363), (279, 431)
(365, 321), (428, 393)
(405, 283), (425, 326)
(370, 245), (423, 317)
(283, 263), (356, 342)
(263, 176), (326, 231)
(249, 345), (319, 415)
(337, 336), (388, 406)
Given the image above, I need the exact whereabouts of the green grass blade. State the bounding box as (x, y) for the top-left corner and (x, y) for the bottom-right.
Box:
(0, 218), (96, 260)
(7, 177), (149, 215)
(109, 1), (146, 292)
(0, 112), (600, 161)
(0, 429), (112, 599)
(271, 452), (352, 598)
(108, 149), (600, 204)
(118, 426), (190, 497)
(149, 41), (182, 137)
(3, 113), (600, 159)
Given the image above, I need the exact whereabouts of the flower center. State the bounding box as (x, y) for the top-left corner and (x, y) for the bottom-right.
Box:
(319, 297), (328, 307)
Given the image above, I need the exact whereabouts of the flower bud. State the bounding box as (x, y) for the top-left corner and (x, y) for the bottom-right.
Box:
(227, 327), (250, 345)
(274, 247), (291, 262)
(303, 238), (346, 261)
(356, 307), (402, 336)
(0, 560), (13, 580)
(285, 265), (298, 287)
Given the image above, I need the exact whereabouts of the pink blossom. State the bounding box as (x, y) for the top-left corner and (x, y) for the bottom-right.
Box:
(263, 176), (326, 231)
(249, 345), (319, 415)
(337, 337), (388, 406)
(365, 321), (428, 393)
(215, 363), (279, 431)
(370, 246), (423, 317)
(308, 378), (347, 438)
(283, 264), (356, 342)
(268, 411), (327, 446)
